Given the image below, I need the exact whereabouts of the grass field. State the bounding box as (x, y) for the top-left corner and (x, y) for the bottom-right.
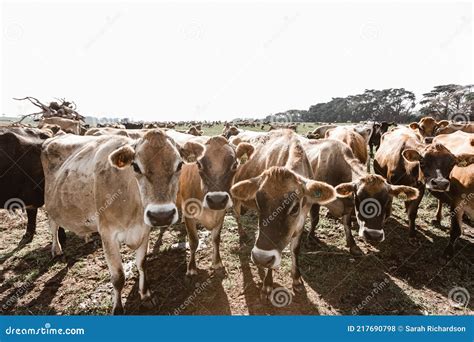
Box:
(0, 123), (472, 315)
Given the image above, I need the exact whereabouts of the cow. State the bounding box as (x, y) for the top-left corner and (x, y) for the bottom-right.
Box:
(401, 131), (474, 256)
(38, 117), (82, 135)
(85, 127), (148, 139)
(368, 121), (396, 157)
(434, 122), (474, 136)
(166, 129), (208, 146)
(302, 137), (419, 254)
(176, 136), (254, 276)
(374, 127), (427, 239)
(41, 129), (203, 314)
(186, 126), (203, 136)
(306, 125), (337, 139)
(325, 126), (369, 165)
(230, 130), (337, 296)
(0, 127), (67, 244)
(408, 116), (449, 143)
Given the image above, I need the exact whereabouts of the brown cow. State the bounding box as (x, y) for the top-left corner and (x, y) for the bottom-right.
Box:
(41, 130), (203, 314)
(303, 137), (418, 253)
(402, 131), (474, 256)
(177, 136), (254, 276)
(231, 130), (336, 295)
(408, 116), (449, 143)
(374, 127), (427, 238)
(325, 126), (369, 165)
(434, 122), (474, 136)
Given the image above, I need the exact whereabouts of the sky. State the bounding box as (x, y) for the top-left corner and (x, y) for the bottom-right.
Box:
(1, 0), (472, 121)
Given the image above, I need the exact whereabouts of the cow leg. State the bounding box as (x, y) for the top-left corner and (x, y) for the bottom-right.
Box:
(48, 218), (63, 257)
(444, 206), (463, 258)
(211, 218), (225, 273)
(185, 217), (199, 277)
(20, 208), (37, 244)
(135, 233), (157, 308)
(307, 204), (320, 242)
(435, 200), (443, 223)
(343, 213), (359, 255)
(102, 236), (125, 315)
(291, 231), (304, 292)
(233, 201), (247, 240)
(261, 269), (273, 300)
(405, 187), (424, 239)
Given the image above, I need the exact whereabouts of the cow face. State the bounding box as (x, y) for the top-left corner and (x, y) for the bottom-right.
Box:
(231, 167), (336, 269)
(197, 137), (254, 210)
(402, 144), (474, 192)
(222, 126), (240, 139)
(370, 122), (396, 148)
(409, 117), (449, 143)
(109, 129), (204, 227)
(336, 175), (419, 242)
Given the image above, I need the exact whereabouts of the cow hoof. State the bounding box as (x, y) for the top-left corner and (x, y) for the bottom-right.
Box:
(112, 306), (124, 315)
(19, 232), (34, 245)
(349, 245), (362, 256)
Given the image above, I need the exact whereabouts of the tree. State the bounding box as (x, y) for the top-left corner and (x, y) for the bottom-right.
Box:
(419, 84), (473, 120)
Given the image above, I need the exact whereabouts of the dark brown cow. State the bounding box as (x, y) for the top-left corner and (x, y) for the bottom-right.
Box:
(374, 127), (427, 238)
(231, 130), (336, 295)
(303, 137), (418, 253)
(177, 136), (254, 276)
(0, 127), (66, 244)
(402, 131), (474, 256)
(368, 121), (396, 157)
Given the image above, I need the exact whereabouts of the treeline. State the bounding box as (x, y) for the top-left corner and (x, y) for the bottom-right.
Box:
(265, 84), (473, 123)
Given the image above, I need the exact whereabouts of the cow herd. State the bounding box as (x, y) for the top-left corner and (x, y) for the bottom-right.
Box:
(1, 116), (473, 314)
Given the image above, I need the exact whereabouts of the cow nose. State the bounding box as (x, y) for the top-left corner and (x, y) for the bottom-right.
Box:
(361, 228), (385, 242)
(205, 193), (229, 210)
(424, 137), (434, 144)
(430, 178), (450, 191)
(251, 250), (275, 268)
(146, 208), (176, 226)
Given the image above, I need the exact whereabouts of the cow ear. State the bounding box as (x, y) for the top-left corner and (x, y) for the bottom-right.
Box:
(455, 154), (474, 167)
(335, 182), (356, 198)
(389, 185), (419, 201)
(236, 142), (255, 163)
(402, 149), (422, 163)
(437, 120), (450, 128)
(409, 122), (419, 130)
(304, 180), (336, 204)
(109, 145), (135, 169)
(231, 176), (261, 201)
(180, 142), (205, 162)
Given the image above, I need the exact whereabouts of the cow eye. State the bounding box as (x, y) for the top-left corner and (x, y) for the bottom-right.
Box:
(131, 162), (141, 174)
(289, 202), (299, 216)
(231, 161), (239, 171)
(176, 161), (184, 172)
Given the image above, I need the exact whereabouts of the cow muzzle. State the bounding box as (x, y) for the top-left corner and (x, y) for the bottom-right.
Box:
(251, 247), (281, 269)
(203, 191), (232, 210)
(427, 177), (450, 192)
(359, 226), (385, 242)
(144, 203), (178, 226)
(424, 137), (434, 144)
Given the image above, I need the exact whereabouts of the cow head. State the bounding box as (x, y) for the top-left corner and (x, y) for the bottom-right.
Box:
(409, 117), (449, 143)
(196, 136), (254, 210)
(335, 175), (419, 242)
(402, 144), (474, 192)
(109, 129), (204, 227)
(231, 167), (336, 269)
(370, 122), (396, 148)
(222, 126), (240, 139)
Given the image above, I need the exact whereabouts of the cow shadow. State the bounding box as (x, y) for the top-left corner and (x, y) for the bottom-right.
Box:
(0, 232), (100, 314)
(124, 224), (232, 315)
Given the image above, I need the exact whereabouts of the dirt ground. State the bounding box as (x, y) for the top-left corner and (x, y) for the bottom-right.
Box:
(0, 191), (473, 315)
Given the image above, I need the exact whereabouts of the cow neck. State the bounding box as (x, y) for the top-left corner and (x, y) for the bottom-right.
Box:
(348, 157), (367, 181)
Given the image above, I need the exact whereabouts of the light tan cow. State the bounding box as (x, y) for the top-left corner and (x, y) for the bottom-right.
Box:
(38, 117), (82, 135)
(434, 122), (474, 136)
(408, 116), (449, 143)
(85, 127), (149, 139)
(176, 136), (254, 276)
(325, 126), (369, 165)
(41, 129), (203, 314)
(231, 130), (336, 296)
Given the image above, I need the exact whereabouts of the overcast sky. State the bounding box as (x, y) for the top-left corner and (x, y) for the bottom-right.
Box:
(2, 1), (472, 121)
